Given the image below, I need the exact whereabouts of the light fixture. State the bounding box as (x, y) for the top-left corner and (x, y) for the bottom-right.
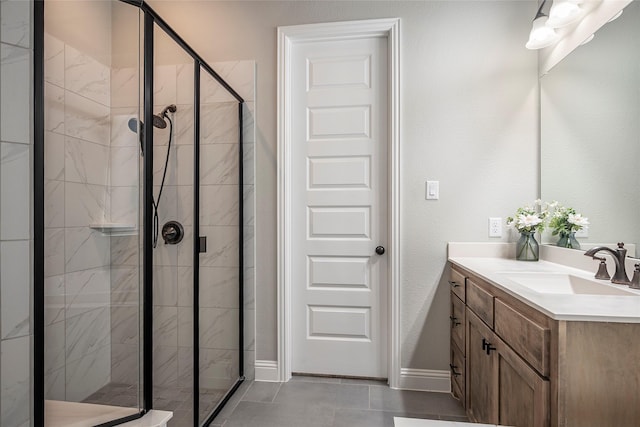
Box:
(579, 33), (595, 45)
(547, 0), (584, 28)
(607, 9), (623, 23)
(526, 0), (560, 50)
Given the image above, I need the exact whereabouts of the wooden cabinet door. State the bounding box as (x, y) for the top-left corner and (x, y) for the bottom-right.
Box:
(497, 334), (550, 427)
(466, 308), (498, 424)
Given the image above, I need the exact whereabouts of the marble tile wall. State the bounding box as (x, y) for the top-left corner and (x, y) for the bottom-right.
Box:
(43, 32), (113, 403)
(1, 0), (33, 425)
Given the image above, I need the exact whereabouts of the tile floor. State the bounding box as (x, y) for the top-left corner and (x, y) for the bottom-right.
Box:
(210, 376), (468, 427)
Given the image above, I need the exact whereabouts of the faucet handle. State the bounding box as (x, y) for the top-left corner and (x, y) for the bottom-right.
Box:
(618, 242), (625, 249)
(631, 263), (640, 289)
(595, 257), (611, 280)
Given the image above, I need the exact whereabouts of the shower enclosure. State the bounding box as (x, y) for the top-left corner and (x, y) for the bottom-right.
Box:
(35, 1), (250, 426)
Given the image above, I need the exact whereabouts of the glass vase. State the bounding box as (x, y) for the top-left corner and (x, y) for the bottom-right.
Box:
(557, 232), (580, 250)
(516, 231), (539, 261)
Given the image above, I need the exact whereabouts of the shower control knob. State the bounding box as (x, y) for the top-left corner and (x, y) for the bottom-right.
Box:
(375, 246), (385, 255)
(162, 221), (184, 245)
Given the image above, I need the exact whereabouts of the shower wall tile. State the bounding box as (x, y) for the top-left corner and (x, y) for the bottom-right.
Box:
(65, 267), (111, 319)
(197, 225), (239, 268)
(177, 307), (193, 348)
(111, 235), (139, 267)
(210, 60), (255, 102)
(153, 233), (178, 267)
(111, 67), (138, 108)
(153, 144), (177, 185)
(111, 306), (138, 345)
(199, 308), (239, 350)
(154, 65), (177, 107)
(65, 44), (110, 107)
(1, 0), (31, 48)
(244, 267), (255, 311)
(153, 306), (178, 347)
(242, 143), (254, 186)
(45, 179), (64, 228)
(111, 343), (139, 384)
(45, 82), (65, 134)
(201, 102), (239, 144)
(199, 185), (239, 226)
(64, 182), (108, 227)
(174, 104), (194, 146)
(1, 44), (31, 144)
(111, 265), (139, 305)
(44, 33), (64, 87)
(65, 136), (110, 185)
(176, 63), (194, 105)
(176, 144), (194, 186)
(177, 346), (193, 389)
(0, 240), (31, 339)
(199, 267), (239, 309)
(153, 345), (178, 388)
(110, 186), (138, 225)
(243, 184), (255, 227)
(44, 228), (65, 277)
(65, 344), (110, 402)
(244, 226), (254, 269)
(1, 335), (31, 426)
(44, 275), (65, 326)
(1, 142), (30, 240)
(45, 131), (65, 181)
(201, 70), (235, 104)
(199, 349), (239, 386)
(177, 267), (193, 308)
(175, 186), (193, 227)
(65, 306), (110, 363)
(65, 90), (110, 146)
(45, 366), (65, 401)
(242, 102), (255, 144)
(244, 308), (255, 351)
(244, 350), (255, 381)
(200, 144), (239, 185)
(45, 320), (66, 373)
(153, 266), (177, 306)
(111, 146), (139, 187)
(65, 227), (110, 273)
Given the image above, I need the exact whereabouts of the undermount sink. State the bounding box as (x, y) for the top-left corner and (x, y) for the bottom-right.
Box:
(500, 272), (639, 296)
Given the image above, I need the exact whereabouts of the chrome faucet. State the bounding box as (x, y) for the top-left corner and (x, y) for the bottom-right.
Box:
(584, 243), (631, 285)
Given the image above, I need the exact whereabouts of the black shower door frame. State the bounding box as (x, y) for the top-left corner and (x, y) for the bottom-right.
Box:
(33, 1), (246, 426)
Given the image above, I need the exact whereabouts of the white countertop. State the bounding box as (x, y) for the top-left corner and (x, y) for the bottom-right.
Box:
(449, 257), (640, 323)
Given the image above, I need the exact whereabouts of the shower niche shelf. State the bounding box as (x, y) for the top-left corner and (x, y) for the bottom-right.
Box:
(90, 223), (138, 236)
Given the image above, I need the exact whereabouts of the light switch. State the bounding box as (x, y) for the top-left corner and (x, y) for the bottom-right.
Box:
(426, 180), (439, 200)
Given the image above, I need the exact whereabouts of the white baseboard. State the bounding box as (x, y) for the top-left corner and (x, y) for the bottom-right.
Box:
(254, 360), (280, 382)
(397, 368), (451, 393)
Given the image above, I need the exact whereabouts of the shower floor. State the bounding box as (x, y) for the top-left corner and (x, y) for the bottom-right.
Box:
(82, 383), (226, 427)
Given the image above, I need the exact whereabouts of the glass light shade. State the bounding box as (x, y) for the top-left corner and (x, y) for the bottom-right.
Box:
(547, 0), (583, 28)
(526, 16), (560, 50)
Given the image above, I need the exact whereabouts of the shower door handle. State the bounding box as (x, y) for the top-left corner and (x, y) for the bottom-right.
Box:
(198, 236), (207, 253)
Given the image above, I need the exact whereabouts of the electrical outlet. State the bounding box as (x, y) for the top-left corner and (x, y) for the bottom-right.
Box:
(489, 217), (502, 237)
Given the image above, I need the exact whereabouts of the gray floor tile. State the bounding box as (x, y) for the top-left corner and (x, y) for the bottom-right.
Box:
(333, 409), (441, 427)
(224, 401), (335, 427)
(210, 380), (253, 424)
(241, 381), (281, 403)
(369, 387), (466, 417)
(274, 381), (369, 410)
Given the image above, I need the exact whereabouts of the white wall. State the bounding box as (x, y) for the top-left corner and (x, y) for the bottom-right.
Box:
(148, 0), (539, 373)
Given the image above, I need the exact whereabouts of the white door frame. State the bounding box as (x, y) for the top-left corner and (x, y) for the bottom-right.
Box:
(277, 18), (401, 387)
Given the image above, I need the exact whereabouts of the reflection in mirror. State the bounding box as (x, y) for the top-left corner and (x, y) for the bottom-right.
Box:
(540, 1), (640, 257)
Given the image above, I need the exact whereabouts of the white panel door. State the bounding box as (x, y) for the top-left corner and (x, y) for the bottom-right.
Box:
(291, 35), (388, 377)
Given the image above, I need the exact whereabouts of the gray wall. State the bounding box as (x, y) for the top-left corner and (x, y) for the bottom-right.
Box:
(148, 0), (539, 371)
(1, 0), (33, 425)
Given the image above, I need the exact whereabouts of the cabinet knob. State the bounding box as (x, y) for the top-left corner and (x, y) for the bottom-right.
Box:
(448, 280), (460, 288)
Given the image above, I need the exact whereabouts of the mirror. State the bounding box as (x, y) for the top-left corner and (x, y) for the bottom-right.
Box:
(540, 1), (640, 256)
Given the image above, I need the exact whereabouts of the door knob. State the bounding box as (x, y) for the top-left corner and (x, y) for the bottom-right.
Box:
(375, 246), (385, 255)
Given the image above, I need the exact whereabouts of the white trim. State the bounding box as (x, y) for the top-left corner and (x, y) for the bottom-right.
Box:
(254, 360), (280, 382)
(277, 18), (401, 385)
(398, 369), (451, 393)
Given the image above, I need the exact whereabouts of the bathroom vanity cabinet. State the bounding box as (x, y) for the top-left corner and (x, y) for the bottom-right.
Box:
(449, 262), (640, 427)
